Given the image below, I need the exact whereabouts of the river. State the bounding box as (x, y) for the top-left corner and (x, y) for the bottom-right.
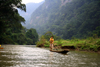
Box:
(0, 45), (100, 67)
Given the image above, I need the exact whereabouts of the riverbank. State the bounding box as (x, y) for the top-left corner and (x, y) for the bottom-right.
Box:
(36, 37), (100, 52)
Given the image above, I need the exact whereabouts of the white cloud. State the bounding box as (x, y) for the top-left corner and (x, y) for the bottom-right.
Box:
(22, 0), (44, 4)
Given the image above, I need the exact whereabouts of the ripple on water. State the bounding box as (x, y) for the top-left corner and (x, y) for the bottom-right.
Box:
(0, 45), (100, 67)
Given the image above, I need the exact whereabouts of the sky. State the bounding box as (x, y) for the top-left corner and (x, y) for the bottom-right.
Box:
(22, 0), (44, 4)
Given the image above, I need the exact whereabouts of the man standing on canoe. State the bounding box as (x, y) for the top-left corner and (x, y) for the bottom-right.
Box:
(49, 36), (54, 51)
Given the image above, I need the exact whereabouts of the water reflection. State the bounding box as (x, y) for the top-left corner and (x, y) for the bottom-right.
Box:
(48, 52), (54, 64)
(0, 45), (100, 67)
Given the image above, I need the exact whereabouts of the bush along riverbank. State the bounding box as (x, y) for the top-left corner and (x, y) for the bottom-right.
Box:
(36, 37), (100, 52)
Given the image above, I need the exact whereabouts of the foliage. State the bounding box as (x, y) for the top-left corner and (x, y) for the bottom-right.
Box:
(27, 0), (100, 39)
(12, 28), (38, 45)
(61, 37), (100, 52)
(90, 45), (98, 52)
(0, 26), (38, 45)
(0, 0), (39, 45)
(55, 39), (63, 46)
(0, 0), (26, 44)
(36, 33), (100, 52)
(43, 31), (53, 40)
(96, 40), (100, 45)
(26, 28), (38, 45)
(36, 35), (47, 47)
(36, 31), (61, 47)
(42, 31), (61, 41)
(44, 41), (50, 47)
(26, 38), (33, 45)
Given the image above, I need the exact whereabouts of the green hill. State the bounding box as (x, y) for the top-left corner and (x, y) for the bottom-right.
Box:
(27, 0), (100, 39)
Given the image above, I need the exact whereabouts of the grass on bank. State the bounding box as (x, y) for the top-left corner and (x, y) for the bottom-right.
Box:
(36, 37), (100, 52)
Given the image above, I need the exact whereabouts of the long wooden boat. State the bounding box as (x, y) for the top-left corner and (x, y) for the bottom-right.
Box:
(0, 47), (3, 49)
(50, 49), (69, 54)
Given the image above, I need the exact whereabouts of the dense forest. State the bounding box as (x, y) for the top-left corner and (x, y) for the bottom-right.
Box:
(27, 0), (100, 39)
(0, 0), (100, 44)
(0, 0), (38, 45)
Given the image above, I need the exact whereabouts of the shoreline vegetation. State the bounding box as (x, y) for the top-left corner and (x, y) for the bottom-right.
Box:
(36, 37), (100, 53)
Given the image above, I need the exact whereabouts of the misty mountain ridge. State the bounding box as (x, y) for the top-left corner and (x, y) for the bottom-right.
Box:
(18, 1), (44, 26)
(27, 0), (100, 39)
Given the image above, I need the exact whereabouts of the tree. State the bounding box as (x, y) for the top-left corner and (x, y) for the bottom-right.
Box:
(0, 0), (26, 44)
(26, 28), (38, 45)
(44, 31), (53, 40)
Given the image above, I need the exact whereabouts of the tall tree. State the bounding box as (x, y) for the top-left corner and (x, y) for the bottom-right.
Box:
(26, 28), (38, 45)
(0, 0), (26, 44)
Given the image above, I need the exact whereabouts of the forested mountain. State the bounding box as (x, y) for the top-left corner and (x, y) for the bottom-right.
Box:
(18, 2), (44, 26)
(27, 0), (100, 39)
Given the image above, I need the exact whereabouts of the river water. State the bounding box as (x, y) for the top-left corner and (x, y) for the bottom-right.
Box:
(0, 45), (100, 67)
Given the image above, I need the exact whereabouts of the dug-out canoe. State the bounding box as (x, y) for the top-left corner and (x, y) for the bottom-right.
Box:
(0, 48), (3, 49)
(50, 49), (69, 54)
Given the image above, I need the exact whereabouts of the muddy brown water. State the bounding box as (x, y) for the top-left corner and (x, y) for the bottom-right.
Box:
(0, 45), (100, 67)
